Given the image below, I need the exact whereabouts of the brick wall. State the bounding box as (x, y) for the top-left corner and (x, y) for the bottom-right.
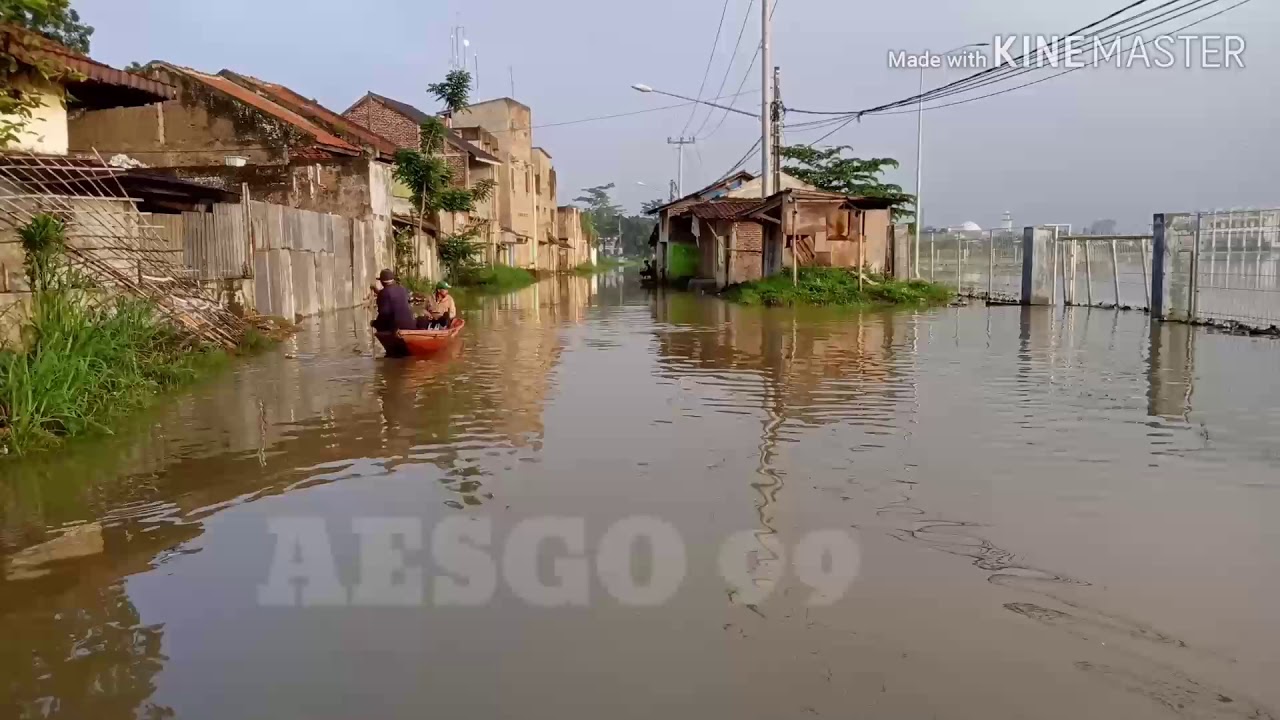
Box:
(344, 98), (419, 150)
(734, 221), (763, 251)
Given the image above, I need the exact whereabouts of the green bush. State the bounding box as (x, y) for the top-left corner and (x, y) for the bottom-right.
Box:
(723, 267), (952, 308)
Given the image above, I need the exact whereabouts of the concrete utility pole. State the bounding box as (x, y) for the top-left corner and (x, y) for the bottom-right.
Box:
(760, 0), (773, 198)
(667, 136), (695, 196)
(771, 66), (782, 193)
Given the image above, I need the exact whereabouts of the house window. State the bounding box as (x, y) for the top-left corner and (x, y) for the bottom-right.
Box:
(525, 169), (531, 194)
(536, 174), (542, 195)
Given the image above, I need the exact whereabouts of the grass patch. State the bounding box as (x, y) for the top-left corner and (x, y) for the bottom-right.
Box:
(723, 267), (953, 308)
(454, 264), (538, 292)
(1, 292), (228, 457)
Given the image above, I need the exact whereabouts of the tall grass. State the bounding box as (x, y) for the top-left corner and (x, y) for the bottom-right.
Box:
(455, 263), (537, 291)
(723, 267), (953, 308)
(1, 214), (225, 456)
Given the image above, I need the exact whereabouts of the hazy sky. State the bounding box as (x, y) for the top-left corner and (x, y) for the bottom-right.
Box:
(80, 0), (1278, 231)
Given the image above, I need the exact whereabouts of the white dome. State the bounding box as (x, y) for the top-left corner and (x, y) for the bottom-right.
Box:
(957, 221), (983, 232)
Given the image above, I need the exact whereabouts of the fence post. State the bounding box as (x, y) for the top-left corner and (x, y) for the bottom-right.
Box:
(1020, 226), (1054, 305)
(957, 236), (965, 293)
(1083, 239), (1094, 306)
(1109, 238), (1121, 306)
(930, 232), (936, 282)
(1141, 237), (1151, 308)
(1151, 214), (1166, 318)
(988, 232), (995, 298)
(1189, 212), (1202, 321)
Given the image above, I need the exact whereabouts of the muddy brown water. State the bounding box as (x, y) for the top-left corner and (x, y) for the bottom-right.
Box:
(3, 273), (1279, 719)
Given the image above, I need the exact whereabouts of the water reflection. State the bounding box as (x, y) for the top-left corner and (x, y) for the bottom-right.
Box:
(1, 276), (1278, 719)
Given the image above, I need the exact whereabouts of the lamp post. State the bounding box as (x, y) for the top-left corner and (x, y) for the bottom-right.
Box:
(632, 83), (763, 198)
(914, 42), (988, 279)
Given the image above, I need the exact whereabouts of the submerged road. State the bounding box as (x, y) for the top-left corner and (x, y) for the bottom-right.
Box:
(2, 272), (1279, 719)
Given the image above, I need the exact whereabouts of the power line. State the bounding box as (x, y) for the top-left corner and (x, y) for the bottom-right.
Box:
(682, 0), (735, 137)
(500, 89), (757, 132)
(781, 0), (1248, 147)
(787, 0), (1230, 120)
(700, 0), (780, 140)
(692, 0), (756, 139)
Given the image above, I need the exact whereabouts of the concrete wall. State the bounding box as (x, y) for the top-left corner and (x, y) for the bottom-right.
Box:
(3, 74), (68, 154)
(453, 99), (536, 268)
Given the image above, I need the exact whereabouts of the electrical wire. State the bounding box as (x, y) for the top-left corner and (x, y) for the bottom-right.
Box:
(502, 89), (758, 132)
(699, 0), (780, 140)
(692, 0), (756, 139)
(682, 0), (735, 136)
(781, 0), (1251, 147)
(788, 0), (1236, 120)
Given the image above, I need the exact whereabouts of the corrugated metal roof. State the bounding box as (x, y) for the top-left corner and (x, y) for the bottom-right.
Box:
(687, 199), (764, 220)
(160, 64), (360, 156)
(1, 24), (174, 102)
(224, 73), (398, 157)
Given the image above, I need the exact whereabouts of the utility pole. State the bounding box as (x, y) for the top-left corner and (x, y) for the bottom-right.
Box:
(771, 66), (783, 193)
(667, 136), (695, 196)
(760, 0), (773, 198)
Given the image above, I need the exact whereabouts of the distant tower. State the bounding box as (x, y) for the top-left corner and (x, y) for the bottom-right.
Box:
(1002, 211), (1013, 232)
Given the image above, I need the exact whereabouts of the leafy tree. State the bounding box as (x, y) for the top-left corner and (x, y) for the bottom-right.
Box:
(1, 0), (93, 52)
(572, 184), (655, 257)
(641, 198), (667, 214)
(780, 145), (914, 220)
(393, 74), (494, 279)
(428, 69), (473, 115)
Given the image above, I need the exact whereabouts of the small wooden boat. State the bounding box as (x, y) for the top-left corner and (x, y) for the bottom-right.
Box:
(376, 318), (465, 358)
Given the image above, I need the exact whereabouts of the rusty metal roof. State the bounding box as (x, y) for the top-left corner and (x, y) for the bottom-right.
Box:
(159, 64), (360, 156)
(1, 24), (175, 105)
(687, 199), (765, 220)
(223, 72), (399, 157)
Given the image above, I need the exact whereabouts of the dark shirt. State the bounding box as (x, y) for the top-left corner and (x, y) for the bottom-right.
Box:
(372, 284), (416, 332)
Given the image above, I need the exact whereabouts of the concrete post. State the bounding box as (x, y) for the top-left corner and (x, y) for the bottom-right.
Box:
(1151, 214), (1166, 318)
(893, 224), (912, 280)
(1020, 226), (1055, 305)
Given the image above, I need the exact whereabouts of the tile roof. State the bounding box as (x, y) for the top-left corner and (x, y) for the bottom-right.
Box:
(223, 72), (398, 157)
(1, 24), (174, 103)
(352, 93), (502, 164)
(159, 64), (360, 156)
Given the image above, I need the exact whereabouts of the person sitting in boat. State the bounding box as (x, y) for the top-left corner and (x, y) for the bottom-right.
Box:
(371, 268), (415, 333)
(418, 281), (457, 329)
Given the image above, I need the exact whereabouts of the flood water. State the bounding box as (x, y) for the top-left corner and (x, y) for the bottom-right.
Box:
(3, 273), (1280, 719)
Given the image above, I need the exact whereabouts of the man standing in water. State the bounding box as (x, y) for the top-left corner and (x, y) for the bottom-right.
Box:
(371, 269), (415, 333)
(420, 281), (457, 329)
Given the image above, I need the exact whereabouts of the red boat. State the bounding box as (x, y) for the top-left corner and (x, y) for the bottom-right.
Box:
(375, 318), (465, 357)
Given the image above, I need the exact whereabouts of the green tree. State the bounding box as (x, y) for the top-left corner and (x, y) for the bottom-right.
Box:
(428, 69), (472, 115)
(780, 145), (914, 220)
(1, 0), (94, 52)
(641, 198), (667, 214)
(393, 72), (494, 279)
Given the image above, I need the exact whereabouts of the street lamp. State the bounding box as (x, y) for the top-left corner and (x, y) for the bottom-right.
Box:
(914, 42), (988, 279)
(631, 83), (759, 119)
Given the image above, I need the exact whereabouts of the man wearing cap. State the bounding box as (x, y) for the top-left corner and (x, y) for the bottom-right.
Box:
(420, 281), (457, 329)
(371, 269), (416, 333)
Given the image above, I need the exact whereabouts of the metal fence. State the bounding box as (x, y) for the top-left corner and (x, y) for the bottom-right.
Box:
(1160, 210), (1280, 330)
(916, 229), (1023, 302)
(1054, 235), (1151, 311)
